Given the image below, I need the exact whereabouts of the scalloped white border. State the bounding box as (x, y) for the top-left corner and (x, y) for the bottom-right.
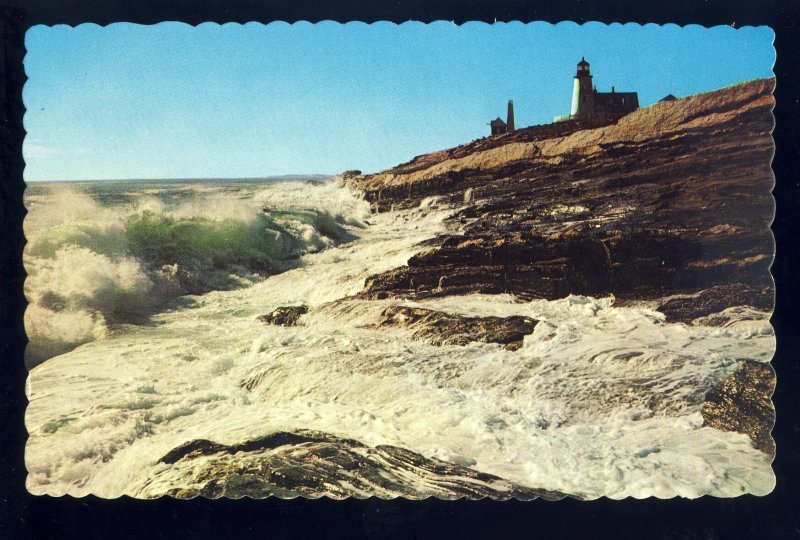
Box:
(20, 20), (777, 501)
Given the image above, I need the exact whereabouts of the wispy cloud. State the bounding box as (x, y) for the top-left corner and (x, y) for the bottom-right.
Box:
(23, 142), (90, 160)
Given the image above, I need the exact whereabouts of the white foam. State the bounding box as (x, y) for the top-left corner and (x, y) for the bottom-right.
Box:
(25, 181), (775, 499)
(23, 181), (374, 365)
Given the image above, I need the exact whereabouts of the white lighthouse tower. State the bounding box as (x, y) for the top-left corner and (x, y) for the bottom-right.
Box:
(570, 57), (594, 119)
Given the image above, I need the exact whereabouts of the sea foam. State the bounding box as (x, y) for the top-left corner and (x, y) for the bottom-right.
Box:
(24, 182), (775, 500)
(23, 180), (369, 366)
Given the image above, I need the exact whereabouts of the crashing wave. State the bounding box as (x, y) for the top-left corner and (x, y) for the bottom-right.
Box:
(23, 181), (368, 366)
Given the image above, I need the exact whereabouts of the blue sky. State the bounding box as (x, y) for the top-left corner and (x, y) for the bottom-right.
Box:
(23, 21), (774, 181)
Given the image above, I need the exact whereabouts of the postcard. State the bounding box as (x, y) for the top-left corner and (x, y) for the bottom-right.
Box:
(23, 21), (775, 499)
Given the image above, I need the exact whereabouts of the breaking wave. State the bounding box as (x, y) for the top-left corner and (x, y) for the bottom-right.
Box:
(24, 181), (369, 366)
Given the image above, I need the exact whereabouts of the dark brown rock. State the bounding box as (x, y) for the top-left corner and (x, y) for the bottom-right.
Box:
(362, 226), (770, 306)
(701, 359), (776, 457)
(657, 283), (774, 324)
(159, 431), (328, 464)
(347, 79), (774, 318)
(155, 429), (564, 500)
(257, 305), (309, 327)
(376, 306), (537, 350)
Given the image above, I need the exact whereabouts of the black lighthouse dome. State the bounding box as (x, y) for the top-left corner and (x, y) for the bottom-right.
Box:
(577, 57), (591, 76)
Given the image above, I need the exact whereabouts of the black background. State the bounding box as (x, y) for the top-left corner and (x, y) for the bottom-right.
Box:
(1, 1), (798, 538)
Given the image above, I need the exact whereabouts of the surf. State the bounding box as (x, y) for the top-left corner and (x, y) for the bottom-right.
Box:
(24, 181), (774, 499)
(23, 179), (369, 366)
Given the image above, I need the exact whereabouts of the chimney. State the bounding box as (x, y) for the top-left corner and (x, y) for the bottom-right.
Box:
(507, 100), (515, 131)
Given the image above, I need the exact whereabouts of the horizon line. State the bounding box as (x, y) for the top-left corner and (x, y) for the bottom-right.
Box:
(25, 173), (336, 183)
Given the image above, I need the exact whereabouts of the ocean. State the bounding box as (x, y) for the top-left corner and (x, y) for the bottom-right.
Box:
(24, 178), (775, 499)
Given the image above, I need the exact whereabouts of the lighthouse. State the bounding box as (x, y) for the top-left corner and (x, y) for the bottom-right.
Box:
(554, 58), (640, 123)
(570, 57), (594, 119)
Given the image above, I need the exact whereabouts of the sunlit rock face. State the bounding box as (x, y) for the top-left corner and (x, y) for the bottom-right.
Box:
(702, 359), (776, 458)
(376, 306), (537, 350)
(150, 429), (564, 500)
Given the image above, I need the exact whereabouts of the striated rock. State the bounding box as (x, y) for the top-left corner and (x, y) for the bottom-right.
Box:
(341, 116), (625, 207)
(257, 305), (308, 327)
(347, 79), (774, 318)
(657, 283), (774, 324)
(701, 359), (776, 457)
(159, 431), (325, 464)
(362, 227), (771, 305)
(154, 429), (563, 500)
(376, 306), (537, 350)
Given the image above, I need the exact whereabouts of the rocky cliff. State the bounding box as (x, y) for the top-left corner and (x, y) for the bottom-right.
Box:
(343, 78), (774, 313)
(342, 78), (776, 456)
